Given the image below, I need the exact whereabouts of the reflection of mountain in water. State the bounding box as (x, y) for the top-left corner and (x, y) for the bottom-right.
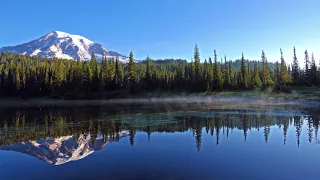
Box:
(0, 104), (319, 155)
(0, 131), (128, 165)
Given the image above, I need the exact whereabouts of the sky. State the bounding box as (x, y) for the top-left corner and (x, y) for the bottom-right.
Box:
(0, 0), (319, 65)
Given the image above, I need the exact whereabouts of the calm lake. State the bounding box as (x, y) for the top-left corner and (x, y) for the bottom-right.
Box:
(0, 97), (319, 180)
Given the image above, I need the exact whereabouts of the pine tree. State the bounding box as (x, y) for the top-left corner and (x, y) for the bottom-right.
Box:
(228, 61), (234, 87)
(145, 56), (152, 90)
(224, 56), (231, 89)
(82, 62), (92, 96)
(15, 68), (21, 94)
(247, 60), (252, 88)
(240, 52), (248, 88)
(304, 50), (310, 82)
(194, 45), (201, 80)
(101, 58), (109, 89)
(280, 49), (291, 85)
(190, 59), (195, 80)
(206, 57), (213, 91)
(128, 51), (135, 82)
(146, 56), (152, 81)
(90, 51), (99, 93)
(274, 61), (280, 83)
(114, 57), (123, 88)
(310, 52), (317, 85)
(253, 62), (262, 87)
(292, 46), (300, 85)
(261, 50), (273, 86)
(213, 50), (222, 89)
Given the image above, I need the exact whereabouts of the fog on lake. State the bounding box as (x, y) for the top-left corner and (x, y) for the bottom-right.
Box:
(0, 98), (319, 180)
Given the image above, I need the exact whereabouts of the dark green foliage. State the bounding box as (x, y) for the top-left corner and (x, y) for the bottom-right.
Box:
(240, 53), (248, 89)
(0, 45), (317, 99)
(253, 62), (262, 88)
(292, 46), (300, 85)
(213, 50), (223, 90)
(280, 49), (291, 85)
(261, 50), (273, 86)
(304, 50), (310, 82)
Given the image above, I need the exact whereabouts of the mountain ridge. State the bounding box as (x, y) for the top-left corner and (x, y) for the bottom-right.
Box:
(0, 31), (129, 62)
(0, 131), (129, 165)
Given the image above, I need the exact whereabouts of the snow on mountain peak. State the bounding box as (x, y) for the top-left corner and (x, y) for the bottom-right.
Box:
(0, 31), (128, 62)
(52, 31), (94, 45)
(0, 131), (130, 165)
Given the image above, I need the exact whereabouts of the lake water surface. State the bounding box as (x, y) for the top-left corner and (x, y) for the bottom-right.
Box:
(0, 98), (319, 180)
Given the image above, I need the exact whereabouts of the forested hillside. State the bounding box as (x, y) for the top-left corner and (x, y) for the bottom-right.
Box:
(0, 45), (318, 99)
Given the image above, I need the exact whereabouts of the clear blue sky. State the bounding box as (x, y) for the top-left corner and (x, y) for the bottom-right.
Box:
(0, 0), (319, 64)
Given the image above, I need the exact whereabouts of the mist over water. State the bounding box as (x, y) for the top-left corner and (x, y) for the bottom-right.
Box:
(0, 98), (319, 180)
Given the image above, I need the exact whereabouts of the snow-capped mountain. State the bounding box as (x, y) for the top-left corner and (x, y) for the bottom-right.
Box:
(0, 131), (129, 165)
(0, 31), (129, 63)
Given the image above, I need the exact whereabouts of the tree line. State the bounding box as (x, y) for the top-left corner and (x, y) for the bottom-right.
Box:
(0, 107), (316, 150)
(0, 45), (318, 99)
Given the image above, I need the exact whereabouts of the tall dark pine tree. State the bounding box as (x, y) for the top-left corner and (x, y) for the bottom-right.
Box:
(280, 48), (291, 85)
(213, 49), (222, 90)
(228, 61), (234, 87)
(240, 52), (248, 88)
(128, 52), (135, 81)
(128, 51), (135, 92)
(206, 57), (213, 91)
(224, 56), (231, 88)
(310, 53), (317, 85)
(114, 57), (123, 89)
(292, 46), (300, 85)
(274, 61), (280, 83)
(253, 62), (262, 87)
(82, 62), (92, 96)
(261, 50), (273, 86)
(145, 56), (152, 90)
(304, 50), (310, 82)
(194, 44), (201, 80)
(90, 52), (100, 94)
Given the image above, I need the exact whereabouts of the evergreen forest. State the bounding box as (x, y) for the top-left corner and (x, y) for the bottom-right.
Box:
(0, 45), (318, 99)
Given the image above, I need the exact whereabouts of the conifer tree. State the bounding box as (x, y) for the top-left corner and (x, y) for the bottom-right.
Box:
(280, 49), (291, 85)
(304, 50), (310, 82)
(82, 62), (92, 96)
(228, 61), (234, 87)
(253, 62), (262, 87)
(128, 51), (135, 83)
(247, 60), (251, 88)
(292, 46), (300, 85)
(224, 56), (231, 88)
(213, 50), (222, 89)
(90, 51), (99, 93)
(274, 61), (280, 83)
(206, 57), (213, 91)
(145, 56), (152, 90)
(194, 45), (201, 80)
(261, 50), (273, 86)
(114, 57), (123, 88)
(190, 59), (195, 80)
(240, 52), (248, 88)
(310, 53), (318, 84)
(146, 56), (152, 81)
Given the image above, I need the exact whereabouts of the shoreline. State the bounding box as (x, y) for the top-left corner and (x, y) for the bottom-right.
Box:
(0, 94), (318, 108)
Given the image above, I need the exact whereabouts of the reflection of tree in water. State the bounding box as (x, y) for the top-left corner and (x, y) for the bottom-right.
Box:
(294, 116), (303, 147)
(307, 116), (313, 143)
(0, 107), (319, 151)
(264, 118), (271, 143)
(129, 127), (136, 147)
(283, 118), (289, 145)
(241, 114), (248, 142)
